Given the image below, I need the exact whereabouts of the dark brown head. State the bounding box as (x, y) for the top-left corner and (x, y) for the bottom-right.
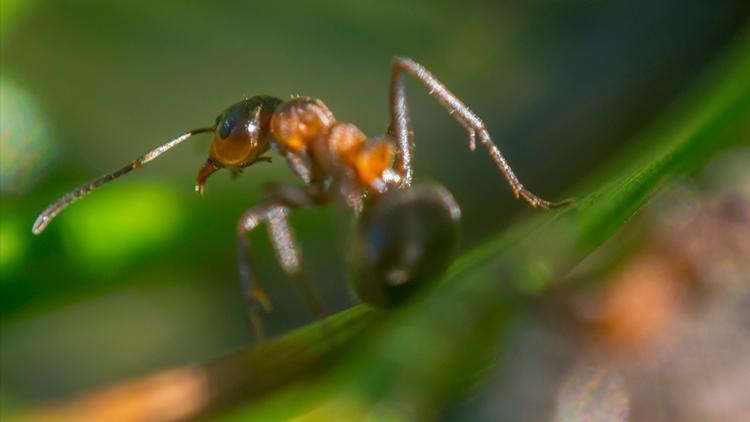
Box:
(196, 96), (283, 193)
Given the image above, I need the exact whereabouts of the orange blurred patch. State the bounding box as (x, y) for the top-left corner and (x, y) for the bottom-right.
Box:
(587, 249), (688, 352)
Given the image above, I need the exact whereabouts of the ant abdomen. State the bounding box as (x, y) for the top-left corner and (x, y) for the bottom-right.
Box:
(350, 183), (462, 307)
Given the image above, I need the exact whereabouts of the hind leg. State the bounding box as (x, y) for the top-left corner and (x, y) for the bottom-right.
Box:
(388, 57), (572, 209)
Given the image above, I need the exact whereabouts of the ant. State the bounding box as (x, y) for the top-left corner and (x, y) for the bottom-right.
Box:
(33, 57), (572, 339)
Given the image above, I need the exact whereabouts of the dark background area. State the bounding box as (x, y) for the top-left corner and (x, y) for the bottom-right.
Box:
(1, 0), (748, 413)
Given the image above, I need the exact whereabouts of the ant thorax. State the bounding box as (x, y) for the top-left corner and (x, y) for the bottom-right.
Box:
(270, 97), (396, 195)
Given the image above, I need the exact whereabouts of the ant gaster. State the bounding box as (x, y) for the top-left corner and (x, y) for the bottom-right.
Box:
(33, 57), (572, 338)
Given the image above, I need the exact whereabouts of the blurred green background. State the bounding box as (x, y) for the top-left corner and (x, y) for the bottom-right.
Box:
(1, 0), (748, 414)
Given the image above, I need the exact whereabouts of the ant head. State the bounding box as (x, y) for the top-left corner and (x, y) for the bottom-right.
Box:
(197, 96), (283, 193)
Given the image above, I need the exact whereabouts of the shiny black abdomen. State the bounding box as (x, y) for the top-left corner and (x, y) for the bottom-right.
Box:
(350, 183), (461, 307)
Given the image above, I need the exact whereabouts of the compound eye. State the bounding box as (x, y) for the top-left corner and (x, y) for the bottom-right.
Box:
(218, 115), (236, 140)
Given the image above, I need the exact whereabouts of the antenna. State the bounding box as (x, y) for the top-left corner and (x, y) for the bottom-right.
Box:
(32, 127), (214, 234)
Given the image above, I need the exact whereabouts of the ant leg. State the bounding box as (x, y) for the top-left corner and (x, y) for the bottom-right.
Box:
(237, 205), (275, 340)
(265, 206), (326, 319)
(237, 185), (329, 340)
(387, 61), (415, 185)
(388, 57), (573, 209)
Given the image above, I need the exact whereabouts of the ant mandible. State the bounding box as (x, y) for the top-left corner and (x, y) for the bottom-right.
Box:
(33, 57), (572, 338)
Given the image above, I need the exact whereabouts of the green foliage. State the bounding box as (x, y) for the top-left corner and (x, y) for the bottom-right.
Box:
(58, 183), (184, 269)
(0, 0), (39, 39)
(0, 76), (56, 194)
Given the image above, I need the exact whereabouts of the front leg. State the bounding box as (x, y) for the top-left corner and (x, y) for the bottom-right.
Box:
(236, 185), (328, 340)
(388, 57), (572, 209)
